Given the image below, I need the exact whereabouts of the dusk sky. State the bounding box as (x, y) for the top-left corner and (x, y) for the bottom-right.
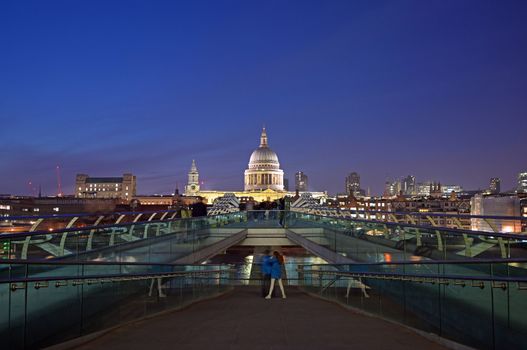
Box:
(1, 0), (526, 196)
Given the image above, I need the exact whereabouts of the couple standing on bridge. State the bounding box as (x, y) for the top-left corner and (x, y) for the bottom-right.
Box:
(261, 249), (287, 299)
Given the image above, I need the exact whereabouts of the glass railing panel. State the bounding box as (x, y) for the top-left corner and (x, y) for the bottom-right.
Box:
(440, 280), (494, 349)
(497, 280), (527, 349)
(0, 263), (231, 349)
(26, 279), (83, 348)
(289, 211), (527, 262)
(0, 212), (249, 261)
(4, 283), (26, 349)
(0, 282), (11, 346)
(402, 279), (440, 334)
(299, 260), (527, 350)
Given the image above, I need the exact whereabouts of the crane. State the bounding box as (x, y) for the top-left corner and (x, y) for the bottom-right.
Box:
(56, 165), (63, 197)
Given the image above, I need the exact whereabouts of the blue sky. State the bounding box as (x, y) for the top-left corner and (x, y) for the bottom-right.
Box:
(1, 0), (526, 195)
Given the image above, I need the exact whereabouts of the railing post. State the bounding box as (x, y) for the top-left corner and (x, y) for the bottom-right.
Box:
(435, 230), (444, 252)
(462, 233), (471, 257)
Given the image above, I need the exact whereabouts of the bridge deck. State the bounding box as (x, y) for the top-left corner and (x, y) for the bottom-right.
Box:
(76, 287), (445, 350)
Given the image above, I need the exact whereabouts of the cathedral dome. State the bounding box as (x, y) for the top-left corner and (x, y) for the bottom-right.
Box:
(249, 147), (279, 168)
(244, 128), (284, 192)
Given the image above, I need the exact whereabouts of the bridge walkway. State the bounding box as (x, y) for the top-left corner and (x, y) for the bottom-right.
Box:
(75, 287), (445, 350)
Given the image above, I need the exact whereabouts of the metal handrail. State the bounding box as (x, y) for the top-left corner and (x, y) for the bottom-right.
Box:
(0, 260), (229, 266)
(297, 258), (527, 267)
(296, 212), (527, 240)
(0, 209), (180, 221)
(4, 209), (526, 222)
(0, 212), (241, 239)
(301, 269), (527, 283)
(297, 208), (527, 221)
(0, 260), (303, 266)
(2, 269), (226, 285)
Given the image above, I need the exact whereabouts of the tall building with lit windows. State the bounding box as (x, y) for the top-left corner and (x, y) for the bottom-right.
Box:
(402, 175), (416, 195)
(345, 172), (361, 196)
(295, 171), (308, 192)
(75, 173), (136, 201)
(518, 172), (527, 193)
(489, 177), (501, 194)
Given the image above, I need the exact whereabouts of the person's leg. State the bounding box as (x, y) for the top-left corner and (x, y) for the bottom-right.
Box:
(265, 278), (276, 299)
(261, 273), (270, 297)
(158, 278), (166, 297)
(277, 278), (286, 298)
(346, 279), (352, 298)
(148, 278), (155, 296)
(359, 278), (370, 298)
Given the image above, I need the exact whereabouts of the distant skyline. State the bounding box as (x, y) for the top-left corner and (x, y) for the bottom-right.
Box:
(1, 1), (526, 196)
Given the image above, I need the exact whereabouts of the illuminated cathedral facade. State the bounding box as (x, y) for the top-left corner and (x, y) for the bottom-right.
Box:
(184, 128), (324, 203)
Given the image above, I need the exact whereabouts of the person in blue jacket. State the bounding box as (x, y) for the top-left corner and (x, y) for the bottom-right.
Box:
(265, 251), (287, 299)
(261, 249), (273, 297)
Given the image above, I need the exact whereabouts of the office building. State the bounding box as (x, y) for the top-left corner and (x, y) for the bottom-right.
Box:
(518, 172), (527, 193)
(295, 171), (308, 192)
(75, 173), (136, 201)
(489, 177), (501, 194)
(345, 172), (362, 196)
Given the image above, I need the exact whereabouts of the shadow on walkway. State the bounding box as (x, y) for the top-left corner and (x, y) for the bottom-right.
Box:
(77, 287), (446, 350)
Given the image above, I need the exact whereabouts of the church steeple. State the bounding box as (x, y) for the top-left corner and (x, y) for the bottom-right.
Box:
(185, 160), (200, 195)
(190, 159), (198, 172)
(259, 127), (268, 148)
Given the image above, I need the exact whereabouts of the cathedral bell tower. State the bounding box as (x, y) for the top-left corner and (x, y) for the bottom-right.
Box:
(185, 160), (200, 195)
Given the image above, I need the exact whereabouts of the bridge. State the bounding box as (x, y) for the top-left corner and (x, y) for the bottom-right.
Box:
(1, 210), (526, 349)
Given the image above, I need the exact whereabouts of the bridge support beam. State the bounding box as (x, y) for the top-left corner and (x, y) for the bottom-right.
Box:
(174, 230), (248, 264)
(285, 229), (355, 264)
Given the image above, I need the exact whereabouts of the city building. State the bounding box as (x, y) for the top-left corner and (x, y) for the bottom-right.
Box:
(75, 174), (136, 201)
(327, 194), (392, 213)
(244, 128), (284, 192)
(383, 181), (397, 197)
(295, 171), (308, 192)
(416, 182), (463, 197)
(489, 177), (501, 194)
(326, 193), (471, 229)
(430, 182), (442, 198)
(520, 196), (527, 232)
(401, 175), (416, 195)
(0, 196), (119, 217)
(345, 172), (362, 196)
(183, 128), (326, 203)
(131, 195), (174, 206)
(471, 194), (522, 233)
(518, 172), (527, 193)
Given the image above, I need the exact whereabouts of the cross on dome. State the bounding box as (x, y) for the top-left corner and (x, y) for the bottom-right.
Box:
(260, 127), (268, 148)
